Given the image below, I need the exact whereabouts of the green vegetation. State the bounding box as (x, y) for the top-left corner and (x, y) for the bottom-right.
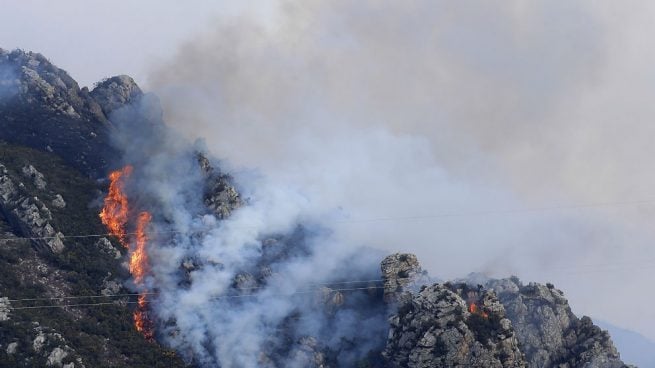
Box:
(0, 142), (187, 367)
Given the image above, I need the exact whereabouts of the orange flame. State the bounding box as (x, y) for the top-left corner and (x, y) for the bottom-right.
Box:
(134, 294), (155, 341)
(99, 166), (133, 247)
(129, 211), (152, 284)
(468, 303), (489, 318)
(130, 211), (155, 340)
(99, 166), (156, 341)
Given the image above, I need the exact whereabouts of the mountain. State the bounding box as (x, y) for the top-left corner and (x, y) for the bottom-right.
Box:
(0, 49), (636, 367)
(0, 49), (185, 367)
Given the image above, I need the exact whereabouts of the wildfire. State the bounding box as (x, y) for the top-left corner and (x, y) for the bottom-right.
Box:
(134, 294), (155, 341)
(99, 165), (155, 341)
(99, 166), (133, 247)
(468, 303), (489, 318)
(131, 211), (155, 341)
(129, 211), (152, 284)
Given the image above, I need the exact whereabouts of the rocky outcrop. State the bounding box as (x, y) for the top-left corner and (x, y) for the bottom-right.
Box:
(89, 75), (142, 117)
(0, 163), (65, 253)
(381, 254), (524, 367)
(21, 165), (46, 190)
(197, 152), (242, 219)
(381, 253), (427, 303)
(383, 282), (526, 367)
(30, 325), (85, 368)
(0, 297), (10, 321)
(486, 278), (630, 368)
(0, 49), (145, 177)
(380, 254), (630, 368)
(94, 237), (121, 259)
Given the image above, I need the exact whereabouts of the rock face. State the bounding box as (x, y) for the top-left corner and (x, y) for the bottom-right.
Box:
(89, 75), (142, 117)
(0, 49), (144, 178)
(383, 282), (526, 367)
(0, 297), (10, 321)
(197, 152), (242, 218)
(486, 278), (629, 368)
(380, 254), (630, 368)
(0, 163), (65, 253)
(381, 253), (424, 303)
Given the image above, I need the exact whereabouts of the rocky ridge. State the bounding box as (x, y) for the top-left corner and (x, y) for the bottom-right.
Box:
(486, 278), (627, 368)
(380, 253), (631, 368)
(0, 49), (145, 177)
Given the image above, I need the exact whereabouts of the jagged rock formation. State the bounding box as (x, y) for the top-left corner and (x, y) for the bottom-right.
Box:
(0, 163), (65, 253)
(381, 252), (428, 303)
(379, 254), (631, 368)
(0, 49), (145, 177)
(383, 283), (526, 367)
(381, 254), (526, 368)
(486, 278), (629, 368)
(196, 152), (242, 219)
(89, 75), (142, 117)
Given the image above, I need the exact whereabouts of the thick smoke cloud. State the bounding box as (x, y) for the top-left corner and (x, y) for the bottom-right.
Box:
(110, 91), (390, 366)
(145, 0), (655, 342)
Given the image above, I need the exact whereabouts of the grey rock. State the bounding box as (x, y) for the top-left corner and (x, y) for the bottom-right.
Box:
(486, 277), (630, 368)
(33, 331), (46, 352)
(21, 165), (46, 190)
(6, 341), (18, 354)
(101, 276), (122, 297)
(197, 152), (242, 219)
(380, 253), (427, 303)
(0, 164), (65, 253)
(51, 194), (66, 209)
(383, 282), (526, 368)
(95, 237), (121, 259)
(0, 296), (10, 321)
(89, 75), (142, 117)
(0, 49), (132, 177)
(46, 347), (68, 367)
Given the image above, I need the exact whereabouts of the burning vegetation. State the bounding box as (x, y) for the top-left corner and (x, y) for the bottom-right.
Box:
(99, 166), (155, 341)
(99, 165), (132, 246)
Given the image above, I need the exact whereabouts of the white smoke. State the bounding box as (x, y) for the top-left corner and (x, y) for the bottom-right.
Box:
(99, 0), (655, 365)
(110, 96), (389, 366)
(141, 0), (655, 343)
(139, 0), (655, 344)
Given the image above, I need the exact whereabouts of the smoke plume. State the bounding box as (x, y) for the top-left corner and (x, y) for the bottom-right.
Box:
(105, 0), (655, 363)
(143, 0), (655, 341)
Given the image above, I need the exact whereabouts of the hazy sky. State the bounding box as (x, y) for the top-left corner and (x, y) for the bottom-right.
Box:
(3, 0), (655, 351)
(0, 1), (273, 88)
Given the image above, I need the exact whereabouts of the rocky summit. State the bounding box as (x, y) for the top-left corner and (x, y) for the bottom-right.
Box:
(0, 49), (635, 367)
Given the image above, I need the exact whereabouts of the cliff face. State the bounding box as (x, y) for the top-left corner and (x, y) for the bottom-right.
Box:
(0, 49), (636, 367)
(0, 49), (146, 178)
(383, 283), (526, 368)
(486, 278), (627, 368)
(380, 254), (631, 368)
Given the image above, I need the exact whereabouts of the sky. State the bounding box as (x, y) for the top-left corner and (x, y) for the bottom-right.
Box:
(2, 0), (655, 351)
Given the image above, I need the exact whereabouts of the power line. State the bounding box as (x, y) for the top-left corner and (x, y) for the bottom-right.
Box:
(335, 198), (655, 224)
(6, 279), (391, 303)
(8, 286), (387, 311)
(3, 197), (655, 243)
